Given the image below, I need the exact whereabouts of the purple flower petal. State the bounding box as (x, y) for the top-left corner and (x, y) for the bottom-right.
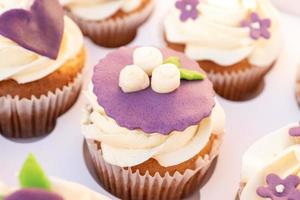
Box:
(260, 29), (271, 39)
(189, 9), (199, 20)
(251, 12), (260, 22)
(257, 187), (272, 198)
(289, 190), (300, 200)
(240, 20), (250, 27)
(261, 18), (271, 28)
(187, 0), (199, 5)
(175, 1), (186, 10)
(180, 12), (190, 22)
(285, 175), (300, 187)
(267, 174), (283, 187)
(250, 29), (261, 40)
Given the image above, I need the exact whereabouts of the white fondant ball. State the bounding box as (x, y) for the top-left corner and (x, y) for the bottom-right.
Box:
(151, 64), (181, 94)
(119, 65), (150, 93)
(133, 47), (163, 75)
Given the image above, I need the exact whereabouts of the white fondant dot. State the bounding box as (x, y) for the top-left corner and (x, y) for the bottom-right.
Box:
(275, 184), (285, 193)
(185, 4), (192, 11)
(252, 22), (260, 29)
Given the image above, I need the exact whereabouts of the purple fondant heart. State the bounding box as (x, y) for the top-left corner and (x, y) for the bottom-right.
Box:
(4, 189), (64, 200)
(0, 0), (64, 59)
(92, 47), (215, 135)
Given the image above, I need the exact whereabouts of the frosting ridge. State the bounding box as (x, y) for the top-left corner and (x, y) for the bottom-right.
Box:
(61, 0), (143, 21)
(82, 84), (225, 167)
(165, 0), (281, 67)
(240, 123), (300, 199)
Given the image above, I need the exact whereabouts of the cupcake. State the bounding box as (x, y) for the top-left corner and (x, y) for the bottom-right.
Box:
(60, 0), (154, 48)
(82, 46), (226, 200)
(0, 154), (110, 200)
(0, 0), (85, 138)
(238, 123), (300, 199)
(164, 0), (282, 101)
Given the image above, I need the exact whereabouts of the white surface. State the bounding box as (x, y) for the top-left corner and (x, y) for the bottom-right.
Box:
(272, 0), (300, 16)
(1, 1), (300, 199)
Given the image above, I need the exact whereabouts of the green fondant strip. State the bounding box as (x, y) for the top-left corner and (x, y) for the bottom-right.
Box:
(163, 56), (181, 67)
(180, 68), (206, 80)
(164, 56), (206, 81)
(19, 154), (51, 190)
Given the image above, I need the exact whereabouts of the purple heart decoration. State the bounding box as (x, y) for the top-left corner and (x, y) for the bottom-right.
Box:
(0, 0), (64, 59)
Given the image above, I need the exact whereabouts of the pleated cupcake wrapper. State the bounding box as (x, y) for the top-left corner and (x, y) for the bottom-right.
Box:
(66, 1), (154, 48)
(0, 74), (82, 138)
(236, 182), (246, 200)
(86, 132), (223, 200)
(206, 65), (272, 101)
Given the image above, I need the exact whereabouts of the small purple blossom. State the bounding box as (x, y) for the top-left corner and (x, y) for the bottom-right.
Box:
(241, 12), (271, 40)
(289, 122), (300, 137)
(175, 0), (199, 22)
(257, 174), (300, 200)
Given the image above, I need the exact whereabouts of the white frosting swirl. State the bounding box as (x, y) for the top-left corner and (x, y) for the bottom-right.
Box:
(0, 178), (110, 200)
(61, 0), (143, 21)
(240, 123), (300, 199)
(0, 1), (83, 84)
(164, 0), (282, 67)
(81, 84), (225, 167)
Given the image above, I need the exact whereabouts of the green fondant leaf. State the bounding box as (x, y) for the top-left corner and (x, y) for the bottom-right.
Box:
(163, 56), (181, 67)
(180, 68), (206, 80)
(19, 154), (51, 190)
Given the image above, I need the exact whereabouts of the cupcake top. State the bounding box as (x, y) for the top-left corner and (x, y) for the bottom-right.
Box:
(61, 0), (145, 21)
(0, 154), (110, 200)
(164, 0), (282, 67)
(0, 0), (83, 84)
(82, 46), (225, 167)
(240, 123), (300, 199)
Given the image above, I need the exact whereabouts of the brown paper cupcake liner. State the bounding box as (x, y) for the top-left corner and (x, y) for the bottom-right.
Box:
(207, 65), (272, 101)
(165, 40), (274, 101)
(65, 1), (154, 48)
(0, 74), (82, 139)
(236, 182), (246, 200)
(86, 132), (223, 200)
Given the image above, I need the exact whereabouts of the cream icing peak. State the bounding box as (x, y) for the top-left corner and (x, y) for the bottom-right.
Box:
(61, 0), (143, 21)
(165, 0), (281, 67)
(81, 84), (225, 167)
(240, 123), (300, 199)
(0, 0), (34, 14)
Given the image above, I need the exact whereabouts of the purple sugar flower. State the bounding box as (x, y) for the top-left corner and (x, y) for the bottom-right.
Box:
(241, 12), (271, 40)
(175, 0), (199, 22)
(257, 174), (300, 200)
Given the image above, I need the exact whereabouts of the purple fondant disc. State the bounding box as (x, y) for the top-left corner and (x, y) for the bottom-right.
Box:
(92, 47), (215, 135)
(4, 189), (63, 200)
(0, 0), (64, 59)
